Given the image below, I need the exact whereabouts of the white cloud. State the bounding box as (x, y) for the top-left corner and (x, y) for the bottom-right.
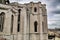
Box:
(48, 14), (60, 29)
(56, 5), (60, 10)
(10, 0), (60, 29)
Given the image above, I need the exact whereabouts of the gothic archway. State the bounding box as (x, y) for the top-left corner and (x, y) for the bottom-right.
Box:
(34, 21), (38, 32)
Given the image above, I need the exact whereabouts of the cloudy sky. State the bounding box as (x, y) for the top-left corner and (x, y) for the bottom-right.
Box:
(10, 0), (60, 29)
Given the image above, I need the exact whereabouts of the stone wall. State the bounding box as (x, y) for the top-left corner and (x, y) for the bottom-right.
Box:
(0, 2), (48, 40)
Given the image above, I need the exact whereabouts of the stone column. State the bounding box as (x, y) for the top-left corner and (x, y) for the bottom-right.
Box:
(24, 14), (27, 40)
(26, 8), (31, 40)
(3, 9), (12, 35)
(39, 8), (43, 40)
(26, 11), (30, 40)
(23, 7), (27, 40)
(13, 13), (18, 35)
(12, 13), (18, 40)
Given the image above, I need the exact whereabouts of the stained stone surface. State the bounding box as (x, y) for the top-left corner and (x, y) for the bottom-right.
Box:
(0, 1), (48, 40)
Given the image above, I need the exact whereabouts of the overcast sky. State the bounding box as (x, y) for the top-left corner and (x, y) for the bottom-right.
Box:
(10, 0), (60, 29)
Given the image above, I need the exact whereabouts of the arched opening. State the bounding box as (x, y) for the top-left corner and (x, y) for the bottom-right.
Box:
(34, 21), (38, 32)
(17, 9), (21, 32)
(0, 12), (5, 32)
(34, 7), (37, 12)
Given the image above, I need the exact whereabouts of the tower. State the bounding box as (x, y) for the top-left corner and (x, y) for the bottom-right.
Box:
(26, 2), (48, 40)
(0, 1), (48, 40)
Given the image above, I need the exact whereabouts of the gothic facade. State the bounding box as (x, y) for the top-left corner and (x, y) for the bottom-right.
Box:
(0, 1), (48, 40)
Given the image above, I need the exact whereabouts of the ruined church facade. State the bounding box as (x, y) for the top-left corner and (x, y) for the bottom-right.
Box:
(0, 0), (48, 40)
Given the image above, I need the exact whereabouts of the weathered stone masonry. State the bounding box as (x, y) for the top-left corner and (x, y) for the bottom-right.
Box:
(0, 1), (48, 40)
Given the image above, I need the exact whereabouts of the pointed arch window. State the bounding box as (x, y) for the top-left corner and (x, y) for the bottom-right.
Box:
(0, 12), (5, 32)
(34, 21), (38, 32)
(34, 7), (37, 12)
(17, 9), (21, 32)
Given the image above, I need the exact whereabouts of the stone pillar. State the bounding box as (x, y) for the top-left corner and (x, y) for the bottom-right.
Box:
(23, 7), (27, 40)
(24, 13), (27, 40)
(13, 13), (18, 35)
(12, 13), (18, 40)
(3, 9), (12, 35)
(26, 11), (30, 40)
(39, 8), (43, 40)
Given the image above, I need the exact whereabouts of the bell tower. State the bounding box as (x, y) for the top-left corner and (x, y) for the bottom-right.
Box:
(26, 2), (48, 40)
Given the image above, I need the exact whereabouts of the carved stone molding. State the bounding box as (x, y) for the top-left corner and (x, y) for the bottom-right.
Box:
(0, 4), (11, 9)
(0, 7), (8, 10)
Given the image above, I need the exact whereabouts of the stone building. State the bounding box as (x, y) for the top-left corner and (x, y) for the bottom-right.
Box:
(48, 29), (60, 40)
(0, 0), (48, 40)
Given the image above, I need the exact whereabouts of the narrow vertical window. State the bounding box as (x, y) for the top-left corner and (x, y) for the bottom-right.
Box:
(0, 24), (1, 32)
(34, 21), (38, 32)
(34, 7), (37, 12)
(17, 24), (20, 32)
(0, 12), (5, 32)
(42, 22), (44, 32)
(17, 9), (21, 32)
(11, 15), (14, 33)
